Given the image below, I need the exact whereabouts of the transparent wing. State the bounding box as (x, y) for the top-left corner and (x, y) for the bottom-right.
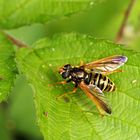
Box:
(83, 55), (127, 74)
(79, 82), (111, 115)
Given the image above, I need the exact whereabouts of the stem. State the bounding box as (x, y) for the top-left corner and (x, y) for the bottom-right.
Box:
(0, 30), (28, 48)
(115, 0), (135, 43)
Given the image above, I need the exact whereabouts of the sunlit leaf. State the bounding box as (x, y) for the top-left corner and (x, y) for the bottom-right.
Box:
(16, 33), (140, 139)
(0, 0), (98, 29)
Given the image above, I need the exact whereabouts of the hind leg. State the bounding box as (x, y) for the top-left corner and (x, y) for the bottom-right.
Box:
(56, 87), (77, 100)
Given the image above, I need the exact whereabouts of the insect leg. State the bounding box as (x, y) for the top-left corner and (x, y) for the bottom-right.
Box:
(56, 87), (77, 99)
(80, 60), (84, 66)
(56, 81), (67, 84)
(49, 79), (72, 86)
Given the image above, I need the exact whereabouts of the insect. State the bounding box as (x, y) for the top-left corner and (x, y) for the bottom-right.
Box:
(58, 55), (128, 116)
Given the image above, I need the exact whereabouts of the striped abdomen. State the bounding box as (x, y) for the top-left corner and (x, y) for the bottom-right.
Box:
(90, 73), (116, 92)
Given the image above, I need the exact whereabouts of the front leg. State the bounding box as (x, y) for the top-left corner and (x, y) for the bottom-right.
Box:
(49, 79), (72, 86)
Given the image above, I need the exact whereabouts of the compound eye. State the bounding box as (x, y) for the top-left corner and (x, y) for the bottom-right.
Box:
(62, 72), (69, 79)
(63, 64), (71, 70)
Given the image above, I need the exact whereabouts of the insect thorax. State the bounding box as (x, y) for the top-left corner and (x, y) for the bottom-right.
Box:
(70, 68), (86, 81)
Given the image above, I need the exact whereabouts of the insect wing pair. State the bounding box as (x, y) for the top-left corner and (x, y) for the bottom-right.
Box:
(59, 55), (128, 115)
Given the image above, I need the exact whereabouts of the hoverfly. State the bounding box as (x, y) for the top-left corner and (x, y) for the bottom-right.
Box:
(58, 55), (127, 115)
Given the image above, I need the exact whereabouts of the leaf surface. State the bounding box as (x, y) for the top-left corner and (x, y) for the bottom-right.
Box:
(16, 33), (140, 140)
(0, 32), (17, 102)
(0, 0), (96, 29)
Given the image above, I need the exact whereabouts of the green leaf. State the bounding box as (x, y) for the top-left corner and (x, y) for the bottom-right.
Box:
(16, 33), (140, 139)
(0, 0), (97, 29)
(9, 75), (42, 138)
(0, 32), (17, 102)
(46, 0), (130, 40)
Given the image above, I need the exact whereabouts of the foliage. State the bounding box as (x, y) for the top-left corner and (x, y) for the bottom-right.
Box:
(0, 32), (17, 102)
(0, 0), (96, 29)
(0, 0), (140, 140)
(16, 33), (140, 139)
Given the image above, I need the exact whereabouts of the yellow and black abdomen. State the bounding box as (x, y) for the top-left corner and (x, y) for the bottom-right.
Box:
(91, 73), (116, 92)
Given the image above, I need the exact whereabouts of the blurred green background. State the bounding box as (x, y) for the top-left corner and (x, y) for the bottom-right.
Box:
(0, 0), (140, 139)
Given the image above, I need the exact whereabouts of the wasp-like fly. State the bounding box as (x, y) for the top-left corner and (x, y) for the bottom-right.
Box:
(58, 55), (128, 115)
